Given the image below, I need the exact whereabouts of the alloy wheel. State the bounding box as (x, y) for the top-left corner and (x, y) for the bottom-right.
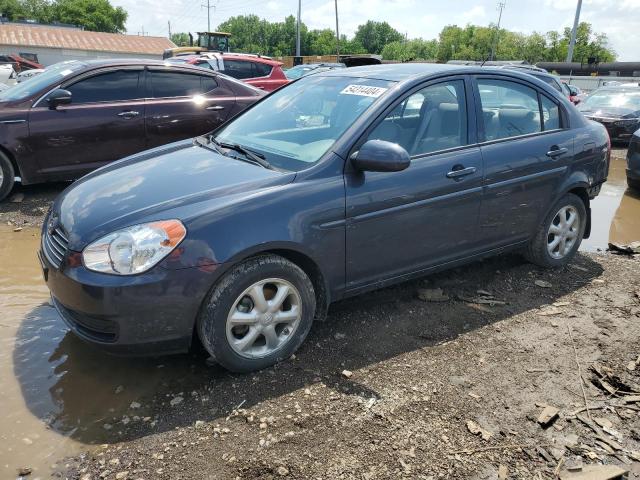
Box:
(226, 278), (302, 359)
(547, 205), (580, 259)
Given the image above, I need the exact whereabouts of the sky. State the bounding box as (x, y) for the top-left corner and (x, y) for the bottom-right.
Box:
(114, 0), (640, 61)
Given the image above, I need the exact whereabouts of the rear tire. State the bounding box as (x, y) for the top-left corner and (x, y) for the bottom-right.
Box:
(197, 254), (316, 373)
(525, 193), (587, 268)
(628, 176), (640, 191)
(0, 152), (15, 202)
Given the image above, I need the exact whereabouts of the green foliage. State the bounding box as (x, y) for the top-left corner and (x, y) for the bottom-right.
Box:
(381, 39), (438, 62)
(353, 20), (404, 55)
(216, 14), (366, 57)
(0, 0), (127, 32)
(170, 32), (190, 46)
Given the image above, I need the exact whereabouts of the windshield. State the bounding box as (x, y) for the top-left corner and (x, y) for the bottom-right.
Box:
(0, 60), (86, 102)
(285, 66), (313, 80)
(213, 75), (395, 171)
(580, 89), (640, 111)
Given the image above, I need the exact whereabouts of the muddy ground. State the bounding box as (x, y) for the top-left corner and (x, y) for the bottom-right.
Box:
(56, 252), (640, 480)
(1, 147), (639, 479)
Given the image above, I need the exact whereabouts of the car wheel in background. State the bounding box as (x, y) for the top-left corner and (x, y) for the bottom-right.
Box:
(0, 151), (15, 202)
(198, 254), (316, 373)
(525, 193), (587, 268)
(627, 176), (640, 191)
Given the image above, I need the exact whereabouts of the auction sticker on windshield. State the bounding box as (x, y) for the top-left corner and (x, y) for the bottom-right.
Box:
(340, 84), (388, 98)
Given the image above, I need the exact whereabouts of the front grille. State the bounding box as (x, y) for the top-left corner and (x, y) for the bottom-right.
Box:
(43, 226), (69, 268)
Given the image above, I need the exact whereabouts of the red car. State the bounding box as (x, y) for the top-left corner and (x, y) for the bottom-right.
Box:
(0, 53), (43, 72)
(169, 53), (289, 92)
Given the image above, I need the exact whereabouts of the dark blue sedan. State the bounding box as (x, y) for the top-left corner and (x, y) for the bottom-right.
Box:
(41, 64), (611, 372)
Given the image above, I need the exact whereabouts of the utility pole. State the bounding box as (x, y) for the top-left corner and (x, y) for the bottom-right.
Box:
(334, 0), (340, 57)
(168, 20), (171, 38)
(489, 1), (506, 61)
(296, 0), (301, 56)
(566, 0), (582, 63)
(202, 0), (215, 32)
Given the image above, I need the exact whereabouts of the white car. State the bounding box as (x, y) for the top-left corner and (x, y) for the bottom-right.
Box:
(0, 63), (17, 85)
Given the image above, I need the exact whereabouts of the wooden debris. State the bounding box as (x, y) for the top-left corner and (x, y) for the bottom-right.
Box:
(537, 405), (560, 427)
(559, 464), (628, 480)
(466, 420), (492, 441)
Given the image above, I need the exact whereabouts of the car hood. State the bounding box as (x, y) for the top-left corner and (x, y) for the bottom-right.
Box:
(579, 106), (640, 119)
(54, 140), (294, 249)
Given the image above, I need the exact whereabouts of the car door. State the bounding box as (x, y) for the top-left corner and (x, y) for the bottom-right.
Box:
(474, 76), (575, 249)
(27, 67), (146, 178)
(344, 76), (484, 293)
(145, 68), (235, 148)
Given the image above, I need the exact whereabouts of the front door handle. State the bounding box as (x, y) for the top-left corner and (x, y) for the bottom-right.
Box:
(206, 105), (225, 111)
(117, 110), (139, 118)
(546, 147), (568, 158)
(446, 166), (477, 179)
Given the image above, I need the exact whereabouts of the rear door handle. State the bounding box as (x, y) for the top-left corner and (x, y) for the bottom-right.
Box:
(206, 105), (225, 111)
(546, 147), (568, 158)
(446, 166), (477, 179)
(117, 110), (139, 118)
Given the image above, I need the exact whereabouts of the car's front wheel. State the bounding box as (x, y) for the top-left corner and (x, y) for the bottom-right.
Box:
(525, 193), (587, 268)
(627, 176), (640, 191)
(0, 152), (15, 202)
(198, 254), (316, 373)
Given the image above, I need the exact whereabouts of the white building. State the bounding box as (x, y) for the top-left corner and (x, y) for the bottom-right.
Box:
(0, 22), (175, 66)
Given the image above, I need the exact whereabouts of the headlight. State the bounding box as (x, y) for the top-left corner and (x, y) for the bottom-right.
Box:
(83, 220), (186, 275)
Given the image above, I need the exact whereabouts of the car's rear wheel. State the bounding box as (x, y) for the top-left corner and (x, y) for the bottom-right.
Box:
(198, 254), (316, 373)
(627, 176), (640, 191)
(0, 152), (15, 202)
(525, 193), (587, 268)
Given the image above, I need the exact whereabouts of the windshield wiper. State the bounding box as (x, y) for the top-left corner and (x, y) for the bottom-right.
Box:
(209, 136), (274, 170)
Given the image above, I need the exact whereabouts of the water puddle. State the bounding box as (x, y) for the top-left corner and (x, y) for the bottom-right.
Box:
(0, 154), (637, 477)
(581, 156), (640, 251)
(0, 228), (215, 478)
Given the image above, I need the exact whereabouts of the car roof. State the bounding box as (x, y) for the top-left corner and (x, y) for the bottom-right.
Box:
(320, 63), (465, 81)
(222, 54), (283, 66)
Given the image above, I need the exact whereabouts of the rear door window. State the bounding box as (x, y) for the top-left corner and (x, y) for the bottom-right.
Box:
(253, 62), (272, 77)
(67, 70), (142, 104)
(541, 95), (561, 130)
(477, 79), (542, 141)
(224, 60), (254, 79)
(149, 71), (217, 97)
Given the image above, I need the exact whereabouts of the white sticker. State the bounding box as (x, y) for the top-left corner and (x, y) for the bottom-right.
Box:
(340, 84), (388, 98)
(60, 69), (74, 76)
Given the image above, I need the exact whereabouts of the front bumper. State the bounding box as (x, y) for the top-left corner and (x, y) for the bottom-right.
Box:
(39, 249), (222, 356)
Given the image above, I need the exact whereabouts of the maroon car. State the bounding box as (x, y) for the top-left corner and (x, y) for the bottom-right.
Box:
(0, 59), (263, 201)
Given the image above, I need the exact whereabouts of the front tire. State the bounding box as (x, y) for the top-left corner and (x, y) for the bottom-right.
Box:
(0, 152), (15, 202)
(197, 254), (316, 373)
(628, 176), (640, 191)
(525, 193), (587, 268)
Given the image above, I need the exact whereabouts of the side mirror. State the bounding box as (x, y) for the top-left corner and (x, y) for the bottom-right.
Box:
(46, 89), (72, 109)
(351, 139), (411, 172)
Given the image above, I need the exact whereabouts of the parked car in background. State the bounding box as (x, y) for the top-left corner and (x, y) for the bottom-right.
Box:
(0, 53), (43, 73)
(168, 53), (289, 92)
(16, 68), (45, 83)
(0, 59), (263, 201)
(501, 66), (571, 100)
(627, 129), (640, 190)
(563, 82), (583, 105)
(40, 64), (610, 372)
(284, 63), (345, 80)
(0, 63), (16, 85)
(578, 86), (640, 143)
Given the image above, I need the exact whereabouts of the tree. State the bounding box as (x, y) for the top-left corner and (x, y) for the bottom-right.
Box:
(170, 32), (189, 46)
(354, 20), (404, 55)
(0, 0), (127, 32)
